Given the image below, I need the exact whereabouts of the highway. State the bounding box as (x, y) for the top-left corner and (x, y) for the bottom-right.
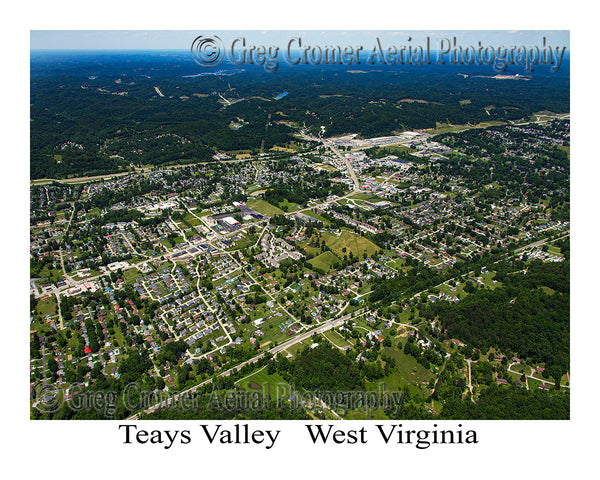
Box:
(126, 307), (367, 419)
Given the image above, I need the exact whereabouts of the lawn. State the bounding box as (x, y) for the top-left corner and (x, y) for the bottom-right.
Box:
(247, 199), (284, 216)
(196, 209), (213, 217)
(270, 146), (296, 153)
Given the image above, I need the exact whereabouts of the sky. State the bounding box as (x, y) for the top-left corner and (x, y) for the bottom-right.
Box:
(30, 30), (570, 51)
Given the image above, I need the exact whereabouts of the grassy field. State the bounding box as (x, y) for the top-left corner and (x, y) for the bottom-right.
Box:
(35, 297), (57, 318)
(309, 251), (341, 272)
(323, 230), (380, 259)
(348, 192), (386, 202)
(321, 330), (353, 349)
(270, 146), (296, 153)
(378, 345), (435, 394)
(236, 366), (289, 395)
(183, 213), (202, 227)
(192, 209), (213, 217)
(278, 199), (302, 212)
(122, 268), (143, 284)
(386, 257), (407, 271)
(313, 163), (338, 172)
(248, 188), (267, 197)
(247, 199), (284, 216)
(426, 120), (506, 135)
(546, 245), (563, 256)
(229, 234), (258, 251)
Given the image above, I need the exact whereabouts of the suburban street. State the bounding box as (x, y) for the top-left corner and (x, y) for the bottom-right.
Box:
(127, 307), (367, 419)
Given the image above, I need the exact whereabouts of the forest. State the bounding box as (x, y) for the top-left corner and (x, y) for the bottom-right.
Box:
(422, 259), (569, 378)
(31, 52), (569, 178)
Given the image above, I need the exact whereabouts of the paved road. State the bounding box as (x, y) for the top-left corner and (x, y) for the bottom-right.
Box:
(127, 307), (367, 419)
(325, 141), (360, 192)
(514, 231), (569, 253)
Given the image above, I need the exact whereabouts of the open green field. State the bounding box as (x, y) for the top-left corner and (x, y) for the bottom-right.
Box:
(313, 163), (337, 172)
(183, 213), (202, 227)
(378, 345), (436, 393)
(345, 406), (392, 420)
(194, 209), (213, 217)
(229, 234), (258, 251)
(427, 120), (506, 135)
(546, 245), (563, 257)
(278, 199), (301, 212)
(281, 342), (305, 357)
(323, 230), (380, 259)
(386, 257), (407, 271)
(321, 330), (353, 349)
(309, 251), (341, 272)
(247, 199), (284, 216)
(35, 296), (57, 318)
(474, 271), (498, 289)
(236, 366), (289, 394)
(122, 267), (143, 284)
(437, 281), (466, 298)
